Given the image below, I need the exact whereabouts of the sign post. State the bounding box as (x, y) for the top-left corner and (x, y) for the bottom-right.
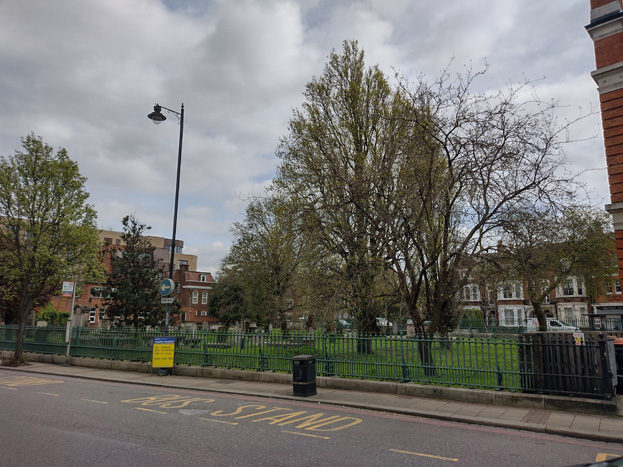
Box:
(63, 281), (76, 365)
(158, 278), (175, 375)
(152, 336), (175, 375)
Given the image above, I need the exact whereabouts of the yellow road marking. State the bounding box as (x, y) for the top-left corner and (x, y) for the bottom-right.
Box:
(0, 376), (63, 387)
(199, 418), (239, 425)
(122, 395), (214, 408)
(283, 431), (330, 439)
(135, 407), (167, 414)
(82, 399), (108, 404)
(390, 449), (458, 462)
(596, 453), (623, 462)
(38, 392), (60, 396)
(1, 387), (17, 391)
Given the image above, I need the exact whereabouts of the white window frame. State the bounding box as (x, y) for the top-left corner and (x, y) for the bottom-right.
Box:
(497, 282), (523, 300)
(192, 291), (198, 304)
(498, 306), (525, 327)
(459, 283), (480, 302)
(202, 292), (208, 304)
(558, 277), (585, 297)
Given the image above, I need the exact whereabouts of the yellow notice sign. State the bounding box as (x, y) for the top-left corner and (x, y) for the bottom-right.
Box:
(152, 337), (175, 368)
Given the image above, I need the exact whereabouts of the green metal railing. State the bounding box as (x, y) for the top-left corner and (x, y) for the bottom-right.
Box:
(1, 325), (616, 398)
(0, 325), (529, 391)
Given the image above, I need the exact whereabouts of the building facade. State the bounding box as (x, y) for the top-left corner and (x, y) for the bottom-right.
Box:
(458, 274), (623, 328)
(49, 230), (215, 328)
(588, 1), (623, 279)
(173, 264), (217, 328)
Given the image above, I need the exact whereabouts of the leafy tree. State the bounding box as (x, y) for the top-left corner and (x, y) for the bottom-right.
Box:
(273, 42), (582, 365)
(0, 276), (52, 326)
(0, 133), (100, 365)
(376, 65), (581, 341)
(36, 302), (70, 325)
(497, 207), (615, 331)
(208, 275), (247, 329)
(104, 215), (165, 328)
(217, 195), (304, 331)
(275, 40), (398, 338)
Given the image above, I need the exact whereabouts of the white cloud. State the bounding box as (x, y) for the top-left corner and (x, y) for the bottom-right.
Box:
(0, 0), (611, 271)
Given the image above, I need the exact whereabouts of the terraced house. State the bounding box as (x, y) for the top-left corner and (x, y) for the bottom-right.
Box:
(458, 268), (623, 330)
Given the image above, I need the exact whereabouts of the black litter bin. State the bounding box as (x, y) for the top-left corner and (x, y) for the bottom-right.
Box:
(615, 338), (623, 395)
(293, 355), (317, 397)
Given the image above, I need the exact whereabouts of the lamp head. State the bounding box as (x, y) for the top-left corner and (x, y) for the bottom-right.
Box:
(148, 104), (166, 124)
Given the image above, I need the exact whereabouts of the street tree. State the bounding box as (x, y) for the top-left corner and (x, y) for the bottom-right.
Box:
(208, 274), (247, 330)
(273, 41), (584, 364)
(275, 40), (399, 338)
(104, 215), (166, 328)
(376, 66), (581, 341)
(497, 206), (615, 331)
(218, 195), (304, 331)
(0, 133), (100, 365)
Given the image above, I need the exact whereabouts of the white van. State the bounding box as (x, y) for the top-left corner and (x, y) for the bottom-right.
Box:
(526, 318), (579, 332)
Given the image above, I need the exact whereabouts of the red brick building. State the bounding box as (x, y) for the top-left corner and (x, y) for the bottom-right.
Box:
(49, 230), (215, 328)
(173, 265), (217, 328)
(587, 0), (623, 322)
(588, 0), (623, 277)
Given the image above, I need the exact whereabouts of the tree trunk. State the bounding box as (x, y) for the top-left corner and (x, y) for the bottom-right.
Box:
(12, 315), (27, 364)
(417, 334), (436, 376)
(356, 316), (380, 354)
(356, 334), (374, 354)
(531, 300), (547, 332)
(11, 293), (34, 365)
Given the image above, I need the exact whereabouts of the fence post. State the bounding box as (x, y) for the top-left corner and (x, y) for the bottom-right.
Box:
(598, 333), (614, 400)
(322, 329), (333, 376)
(494, 339), (502, 391)
(400, 333), (409, 383)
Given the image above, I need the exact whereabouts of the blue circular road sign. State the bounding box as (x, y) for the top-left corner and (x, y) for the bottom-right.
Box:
(159, 278), (175, 296)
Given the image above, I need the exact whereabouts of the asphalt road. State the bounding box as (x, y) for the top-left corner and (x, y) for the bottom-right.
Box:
(1, 369), (622, 467)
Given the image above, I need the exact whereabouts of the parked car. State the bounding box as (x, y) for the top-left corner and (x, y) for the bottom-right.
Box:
(526, 318), (579, 332)
(336, 319), (353, 330)
(376, 318), (392, 328)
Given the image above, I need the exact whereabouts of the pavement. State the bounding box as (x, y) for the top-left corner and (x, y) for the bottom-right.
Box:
(2, 358), (623, 445)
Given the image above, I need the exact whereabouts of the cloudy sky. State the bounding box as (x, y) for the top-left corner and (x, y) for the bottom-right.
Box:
(0, 0), (607, 273)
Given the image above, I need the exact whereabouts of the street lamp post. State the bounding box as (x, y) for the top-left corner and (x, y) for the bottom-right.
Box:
(188, 288), (194, 323)
(148, 103), (184, 334)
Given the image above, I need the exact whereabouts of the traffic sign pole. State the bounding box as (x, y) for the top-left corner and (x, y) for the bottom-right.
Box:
(158, 278), (176, 375)
(64, 282), (76, 365)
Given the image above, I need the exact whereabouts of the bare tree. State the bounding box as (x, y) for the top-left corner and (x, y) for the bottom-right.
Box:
(273, 42), (585, 363)
(496, 206), (615, 331)
(375, 66), (580, 341)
